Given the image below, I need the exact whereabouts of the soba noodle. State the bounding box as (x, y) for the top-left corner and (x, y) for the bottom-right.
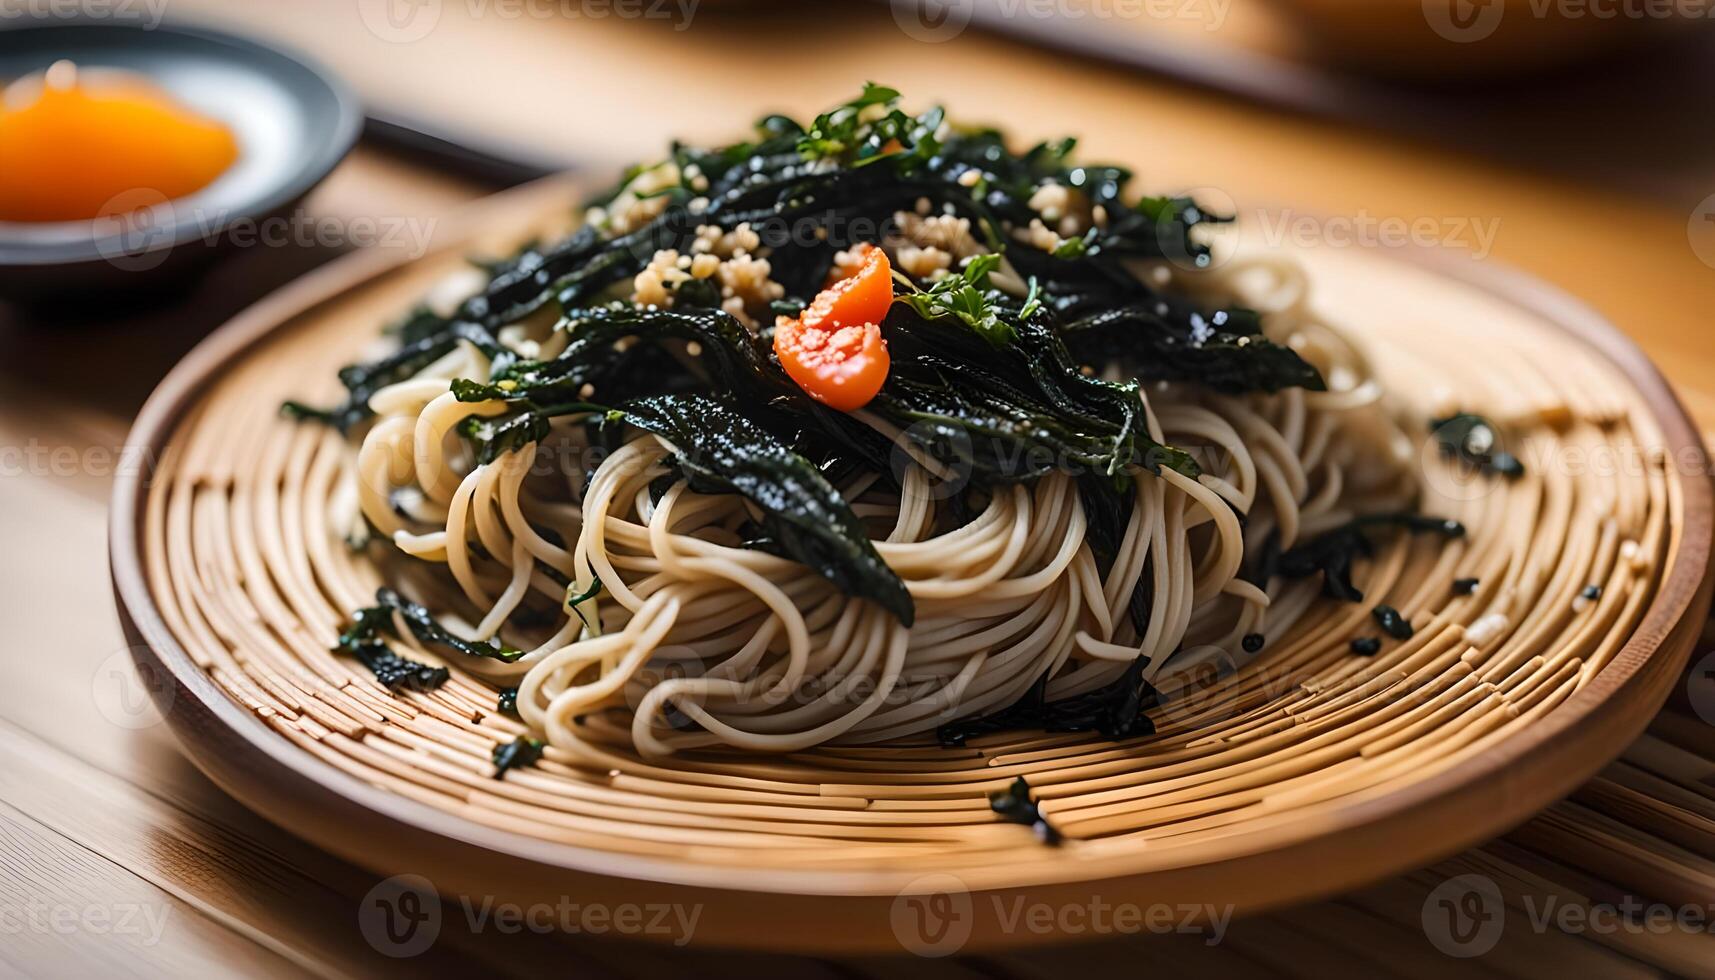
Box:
(341, 252), (1416, 760)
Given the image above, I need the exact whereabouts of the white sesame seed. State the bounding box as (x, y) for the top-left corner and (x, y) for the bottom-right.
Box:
(1464, 613), (1509, 646)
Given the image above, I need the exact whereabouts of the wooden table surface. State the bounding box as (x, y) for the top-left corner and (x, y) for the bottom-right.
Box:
(4, 3), (1715, 976)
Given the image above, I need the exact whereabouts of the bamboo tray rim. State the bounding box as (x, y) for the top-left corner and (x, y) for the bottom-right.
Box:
(109, 174), (1715, 905)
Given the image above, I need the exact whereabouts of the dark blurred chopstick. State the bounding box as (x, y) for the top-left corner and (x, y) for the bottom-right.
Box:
(362, 113), (567, 187)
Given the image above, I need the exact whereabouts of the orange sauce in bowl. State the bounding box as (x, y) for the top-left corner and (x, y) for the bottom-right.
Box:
(0, 60), (238, 223)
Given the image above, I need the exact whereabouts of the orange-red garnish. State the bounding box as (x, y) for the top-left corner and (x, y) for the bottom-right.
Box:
(0, 61), (239, 223)
(774, 243), (893, 411)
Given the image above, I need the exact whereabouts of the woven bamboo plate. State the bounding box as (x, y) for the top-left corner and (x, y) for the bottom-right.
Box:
(110, 175), (1714, 953)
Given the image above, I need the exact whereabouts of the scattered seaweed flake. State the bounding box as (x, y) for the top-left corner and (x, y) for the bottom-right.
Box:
(1267, 513), (1465, 604)
(662, 702), (702, 732)
(333, 607), (449, 693)
(1487, 452), (1525, 478)
(563, 576), (604, 628)
(1580, 584), (1602, 601)
(1241, 632), (1265, 653)
(937, 656), (1158, 746)
(1349, 637), (1381, 656)
(351, 641), (449, 693)
(497, 686), (520, 717)
(1452, 577), (1480, 596)
(492, 736), (545, 779)
(343, 588), (525, 664)
(1371, 604), (1414, 641)
(1431, 413), (1525, 479)
(988, 776), (1062, 845)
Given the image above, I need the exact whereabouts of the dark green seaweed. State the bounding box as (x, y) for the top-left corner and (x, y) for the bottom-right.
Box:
(333, 605), (451, 692)
(491, 736), (545, 778)
(1430, 413), (1525, 479)
(988, 776), (1063, 845)
(938, 655), (1159, 746)
(620, 394), (915, 625)
(342, 588), (525, 664)
(297, 85), (1344, 647)
(1262, 513), (1465, 604)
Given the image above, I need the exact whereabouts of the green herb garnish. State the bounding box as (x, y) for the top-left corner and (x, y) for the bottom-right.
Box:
(898, 253), (1023, 348)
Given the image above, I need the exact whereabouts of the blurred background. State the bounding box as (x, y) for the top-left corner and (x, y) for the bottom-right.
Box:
(2, 1), (1714, 976)
(8, 0), (1715, 413)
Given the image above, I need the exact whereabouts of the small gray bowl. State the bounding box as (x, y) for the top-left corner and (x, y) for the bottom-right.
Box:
(0, 20), (360, 306)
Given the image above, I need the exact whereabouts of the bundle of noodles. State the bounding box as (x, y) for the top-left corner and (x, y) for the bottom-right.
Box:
(291, 85), (1441, 761)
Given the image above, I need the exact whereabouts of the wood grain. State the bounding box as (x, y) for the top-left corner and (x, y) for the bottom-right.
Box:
(104, 165), (1713, 951)
(3, 4), (1715, 971)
